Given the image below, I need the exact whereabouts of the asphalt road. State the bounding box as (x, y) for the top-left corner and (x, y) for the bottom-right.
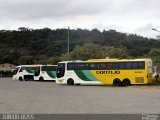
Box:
(0, 78), (160, 114)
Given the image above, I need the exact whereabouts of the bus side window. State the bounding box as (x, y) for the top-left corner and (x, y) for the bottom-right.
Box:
(112, 63), (118, 69)
(139, 62), (145, 69)
(119, 62), (125, 69)
(132, 62), (138, 69)
(126, 62), (132, 69)
(107, 63), (112, 69)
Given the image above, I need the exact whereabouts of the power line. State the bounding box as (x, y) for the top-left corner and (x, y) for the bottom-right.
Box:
(152, 28), (160, 32)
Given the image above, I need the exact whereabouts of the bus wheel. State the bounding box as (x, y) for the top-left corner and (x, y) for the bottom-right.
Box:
(122, 79), (131, 86)
(19, 77), (23, 81)
(67, 79), (74, 85)
(39, 77), (44, 81)
(113, 78), (121, 86)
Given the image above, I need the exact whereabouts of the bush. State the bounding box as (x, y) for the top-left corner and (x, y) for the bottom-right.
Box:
(0, 71), (12, 77)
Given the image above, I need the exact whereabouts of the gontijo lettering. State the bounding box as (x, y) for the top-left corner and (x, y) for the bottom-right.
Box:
(96, 70), (120, 74)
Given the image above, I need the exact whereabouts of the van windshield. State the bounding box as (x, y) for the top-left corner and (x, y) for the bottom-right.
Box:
(12, 67), (20, 75)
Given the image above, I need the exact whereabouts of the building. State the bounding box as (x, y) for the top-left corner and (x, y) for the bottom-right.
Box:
(0, 63), (16, 71)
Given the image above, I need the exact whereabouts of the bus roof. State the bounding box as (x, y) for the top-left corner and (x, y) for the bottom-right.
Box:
(15, 65), (41, 67)
(37, 65), (57, 66)
(16, 64), (57, 67)
(59, 58), (152, 63)
(87, 58), (151, 62)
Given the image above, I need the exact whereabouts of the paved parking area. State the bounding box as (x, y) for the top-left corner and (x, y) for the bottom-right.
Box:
(0, 78), (160, 114)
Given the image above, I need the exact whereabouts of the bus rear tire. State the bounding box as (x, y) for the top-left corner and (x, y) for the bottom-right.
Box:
(39, 77), (44, 81)
(19, 77), (23, 81)
(113, 78), (121, 86)
(67, 79), (74, 85)
(122, 79), (131, 86)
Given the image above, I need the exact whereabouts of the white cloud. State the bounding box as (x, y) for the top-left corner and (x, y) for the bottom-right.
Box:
(135, 23), (160, 38)
(0, 0), (160, 38)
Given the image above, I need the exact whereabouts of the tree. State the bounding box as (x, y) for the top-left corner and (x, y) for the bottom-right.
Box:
(106, 47), (129, 59)
(156, 35), (160, 40)
(70, 43), (105, 60)
(148, 49), (160, 68)
(0, 27), (160, 64)
(19, 56), (34, 65)
(60, 43), (129, 61)
(60, 53), (72, 61)
(37, 57), (60, 65)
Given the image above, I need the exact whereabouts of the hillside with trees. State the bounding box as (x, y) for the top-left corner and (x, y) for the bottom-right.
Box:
(0, 27), (160, 67)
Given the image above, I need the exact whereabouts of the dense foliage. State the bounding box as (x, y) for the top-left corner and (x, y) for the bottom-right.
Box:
(0, 27), (160, 67)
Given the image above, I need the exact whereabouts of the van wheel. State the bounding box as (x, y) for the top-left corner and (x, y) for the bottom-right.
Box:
(19, 77), (23, 81)
(113, 78), (121, 86)
(122, 79), (131, 86)
(67, 79), (74, 85)
(39, 77), (44, 81)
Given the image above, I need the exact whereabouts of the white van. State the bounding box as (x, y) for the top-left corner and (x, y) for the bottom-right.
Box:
(12, 65), (37, 81)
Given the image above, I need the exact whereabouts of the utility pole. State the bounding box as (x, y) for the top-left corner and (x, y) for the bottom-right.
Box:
(68, 26), (70, 53)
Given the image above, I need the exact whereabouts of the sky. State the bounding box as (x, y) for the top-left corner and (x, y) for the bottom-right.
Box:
(0, 0), (160, 38)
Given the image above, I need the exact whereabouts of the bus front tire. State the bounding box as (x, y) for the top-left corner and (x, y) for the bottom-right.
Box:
(19, 77), (23, 81)
(67, 79), (74, 85)
(39, 77), (44, 81)
(122, 79), (131, 86)
(113, 78), (121, 86)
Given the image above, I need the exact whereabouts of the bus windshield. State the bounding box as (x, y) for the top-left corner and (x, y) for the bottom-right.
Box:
(34, 66), (40, 76)
(56, 63), (65, 78)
